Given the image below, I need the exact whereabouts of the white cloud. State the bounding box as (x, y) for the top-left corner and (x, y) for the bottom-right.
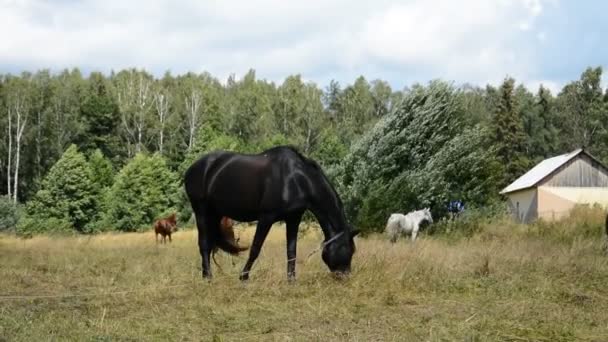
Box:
(525, 79), (562, 94)
(358, 0), (551, 85)
(0, 0), (555, 87)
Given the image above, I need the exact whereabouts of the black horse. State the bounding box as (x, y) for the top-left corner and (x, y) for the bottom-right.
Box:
(184, 146), (359, 281)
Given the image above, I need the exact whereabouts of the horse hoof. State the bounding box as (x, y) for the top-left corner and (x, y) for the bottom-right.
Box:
(239, 273), (249, 281)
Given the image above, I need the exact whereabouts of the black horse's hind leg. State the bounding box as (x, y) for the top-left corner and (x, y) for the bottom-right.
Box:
(194, 210), (217, 279)
(240, 217), (274, 281)
(285, 211), (304, 281)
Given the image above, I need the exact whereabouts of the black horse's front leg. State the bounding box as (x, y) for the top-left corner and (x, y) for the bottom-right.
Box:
(285, 212), (303, 281)
(240, 218), (273, 281)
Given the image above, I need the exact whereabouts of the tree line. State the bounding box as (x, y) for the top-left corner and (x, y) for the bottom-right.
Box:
(1, 66), (607, 233)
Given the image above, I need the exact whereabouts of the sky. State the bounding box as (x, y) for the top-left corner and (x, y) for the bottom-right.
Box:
(1, 0), (607, 93)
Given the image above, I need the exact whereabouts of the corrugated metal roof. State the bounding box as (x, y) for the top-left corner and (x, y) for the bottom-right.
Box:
(500, 149), (583, 194)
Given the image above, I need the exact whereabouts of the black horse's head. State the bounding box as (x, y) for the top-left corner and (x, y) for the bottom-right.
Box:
(321, 228), (360, 276)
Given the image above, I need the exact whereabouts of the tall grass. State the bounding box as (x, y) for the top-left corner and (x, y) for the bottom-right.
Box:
(1, 210), (607, 341)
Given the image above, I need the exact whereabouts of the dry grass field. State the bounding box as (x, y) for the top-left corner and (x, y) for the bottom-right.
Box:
(1, 210), (608, 341)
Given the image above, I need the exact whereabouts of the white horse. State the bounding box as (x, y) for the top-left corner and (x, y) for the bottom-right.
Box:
(385, 208), (433, 242)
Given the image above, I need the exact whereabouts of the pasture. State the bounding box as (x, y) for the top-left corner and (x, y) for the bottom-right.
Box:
(1, 213), (608, 341)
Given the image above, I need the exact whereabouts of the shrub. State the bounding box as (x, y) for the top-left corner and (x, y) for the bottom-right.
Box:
(0, 195), (21, 232)
(102, 153), (179, 231)
(335, 81), (501, 233)
(25, 144), (97, 232)
(430, 202), (508, 240)
(16, 216), (72, 237)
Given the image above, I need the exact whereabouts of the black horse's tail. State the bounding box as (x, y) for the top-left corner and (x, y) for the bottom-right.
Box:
(185, 156), (248, 256)
(187, 199), (248, 255)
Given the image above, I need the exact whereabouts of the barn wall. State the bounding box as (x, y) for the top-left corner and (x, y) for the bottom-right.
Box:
(506, 188), (537, 223)
(542, 154), (608, 187)
(537, 186), (608, 221)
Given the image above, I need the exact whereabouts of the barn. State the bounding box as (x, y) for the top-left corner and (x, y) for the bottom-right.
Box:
(500, 148), (608, 223)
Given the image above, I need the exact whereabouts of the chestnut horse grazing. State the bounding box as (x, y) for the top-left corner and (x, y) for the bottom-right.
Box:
(212, 217), (248, 268)
(184, 145), (359, 281)
(154, 213), (178, 244)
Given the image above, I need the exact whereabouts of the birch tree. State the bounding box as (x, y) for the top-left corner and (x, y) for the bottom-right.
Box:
(300, 84), (324, 153)
(114, 69), (154, 155)
(184, 81), (202, 151)
(154, 86), (170, 154)
(4, 76), (30, 203)
(50, 69), (85, 157)
(31, 71), (53, 181)
(6, 101), (12, 199)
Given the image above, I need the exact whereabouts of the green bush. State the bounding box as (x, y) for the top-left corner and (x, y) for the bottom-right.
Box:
(16, 216), (73, 237)
(88, 149), (115, 189)
(102, 153), (179, 231)
(430, 202), (508, 240)
(25, 144), (98, 232)
(254, 133), (291, 153)
(0, 195), (21, 232)
(335, 81), (501, 233)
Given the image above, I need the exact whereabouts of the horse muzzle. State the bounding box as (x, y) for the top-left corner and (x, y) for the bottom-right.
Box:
(331, 268), (351, 280)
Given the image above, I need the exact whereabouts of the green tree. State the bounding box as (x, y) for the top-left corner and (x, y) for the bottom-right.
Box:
(323, 79), (342, 119)
(3, 73), (34, 203)
(556, 66), (608, 162)
(459, 84), (493, 126)
(88, 149), (114, 189)
(112, 69), (155, 155)
(336, 81), (500, 232)
(25, 144), (97, 232)
(103, 153), (179, 231)
(335, 76), (376, 143)
(179, 123), (245, 176)
(48, 69), (85, 158)
(254, 133), (291, 153)
(310, 130), (347, 175)
(77, 72), (122, 161)
(273, 75), (325, 153)
(528, 85), (558, 162)
(492, 77), (529, 187)
(370, 79), (393, 117)
(223, 70), (274, 143)
(0, 195), (21, 231)
(173, 72), (223, 152)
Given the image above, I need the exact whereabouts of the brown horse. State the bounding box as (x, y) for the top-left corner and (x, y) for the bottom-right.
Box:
(212, 217), (248, 268)
(154, 213), (178, 244)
